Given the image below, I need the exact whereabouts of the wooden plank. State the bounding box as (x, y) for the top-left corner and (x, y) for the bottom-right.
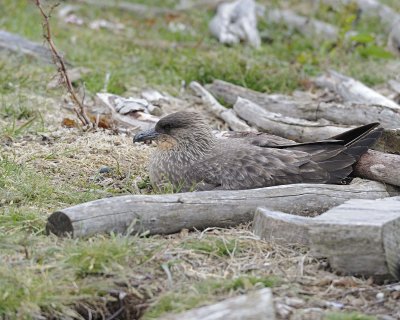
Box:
(254, 198), (400, 279)
(253, 209), (312, 245)
(46, 179), (395, 238)
(159, 288), (275, 320)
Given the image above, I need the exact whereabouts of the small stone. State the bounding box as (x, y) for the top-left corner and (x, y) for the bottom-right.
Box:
(376, 292), (385, 300)
(99, 166), (111, 174)
(284, 297), (305, 308)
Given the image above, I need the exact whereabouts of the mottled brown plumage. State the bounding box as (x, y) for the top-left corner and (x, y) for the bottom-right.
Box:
(133, 111), (383, 192)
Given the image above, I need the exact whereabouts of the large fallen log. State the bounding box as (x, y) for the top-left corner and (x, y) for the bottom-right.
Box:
(189, 81), (254, 131)
(354, 150), (400, 186)
(233, 97), (350, 141)
(159, 288), (275, 320)
(254, 197), (400, 280)
(206, 79), (400, 129)
(0, 30), (56, 64)
(46, 179), (396, 238)
(314, 70), (400, 111)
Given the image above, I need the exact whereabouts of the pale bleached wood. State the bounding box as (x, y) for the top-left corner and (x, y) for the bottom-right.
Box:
(209, 0), (261, 48)
(267, 9), (338, 40)
(314, 70), (400, 111)
(253, 209), (312, 246)
(189, 81), (254, 131)
(354, 150), (400, 186)
(206, 79), (400, 129)
(254, 197), (400, 280)
(233, 97), (350, 141)
(0, 30), (55, 64)
(46, 179), (396, 238)
(95, 93), (159, 132)
(159, 288), (274, 320)
(311, 198), (400, 280)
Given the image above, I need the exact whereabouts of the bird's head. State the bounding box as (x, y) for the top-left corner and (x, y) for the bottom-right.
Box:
(133, 111), (214, 152)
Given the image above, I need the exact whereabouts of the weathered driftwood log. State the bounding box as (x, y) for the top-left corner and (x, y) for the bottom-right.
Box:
(206, 79), (400, 128)
(254, 197), (400, 280)
(267, 9), (338, 40)
(233, 97), (350, 141)
(189, 81), (254, 131)
(46, 179), (396, 238)
(0, 30), (56, 64)
(354, 150), (400, 186)
(159, 288), (274, 320)
(209, 0), (261, 48)
(314, 70), (400, 111)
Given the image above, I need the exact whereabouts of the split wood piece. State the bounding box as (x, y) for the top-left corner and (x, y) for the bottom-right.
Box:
(267, 9), (338, 40)
(159, 288), (274, 320)
(254, 197), (400, 280)
(233, 97), (350, 141)
(314, 70), (400, 111)
(95, 93), (159, 132)
(206, 79), (400, 128)
(189, 81), (254, 131)
(46, 179), (396, 238)
(0, 30), (59, 64)
(354, 150), (400, 186)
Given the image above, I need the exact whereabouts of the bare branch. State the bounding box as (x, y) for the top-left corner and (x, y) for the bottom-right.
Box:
(34, 0), (91, 127)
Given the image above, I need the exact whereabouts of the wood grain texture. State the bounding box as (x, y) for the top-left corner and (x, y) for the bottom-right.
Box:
(233, 97), (350, 141)
(206, 79), (400, 129)
(46, 179), (395, 238)
(314, 70), (400, 111)
(189, 81), (253, 132)
(354, 150), (400, 186)
(159, 288), (274, 320)
(254, 197), (400, 280)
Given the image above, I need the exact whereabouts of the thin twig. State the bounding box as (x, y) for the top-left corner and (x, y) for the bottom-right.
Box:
(34, 0), (91, 127)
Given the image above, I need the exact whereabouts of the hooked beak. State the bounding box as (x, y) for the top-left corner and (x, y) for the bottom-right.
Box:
(133, 128), (160, 143)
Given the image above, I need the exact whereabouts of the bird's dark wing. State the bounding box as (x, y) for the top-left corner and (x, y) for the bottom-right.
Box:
(184, 144), (333, 190)
(218, 131), (295, 146)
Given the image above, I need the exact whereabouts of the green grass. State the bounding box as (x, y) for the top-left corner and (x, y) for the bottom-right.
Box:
(0, 0), (396, 98)
(182, 238), (239, 257)
(0, 0), (399, 318)
(325, 312), (377, 320)
(143, 275), (278, 319)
